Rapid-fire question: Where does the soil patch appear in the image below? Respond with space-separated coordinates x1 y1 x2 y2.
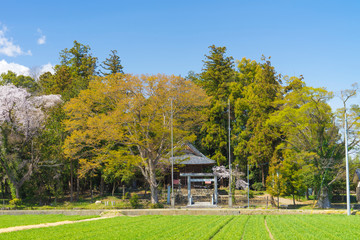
0 216 114 234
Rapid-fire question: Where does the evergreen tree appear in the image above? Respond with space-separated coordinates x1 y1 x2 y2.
100 50 124 76
39 40 97 101
234 57 281 185
198 45 235 165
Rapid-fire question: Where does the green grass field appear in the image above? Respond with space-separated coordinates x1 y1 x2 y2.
1 214 359 239
0 215 99 229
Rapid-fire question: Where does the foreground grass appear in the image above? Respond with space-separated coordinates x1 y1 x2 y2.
1 215 360 239
266 215 360 239
0 215 99 229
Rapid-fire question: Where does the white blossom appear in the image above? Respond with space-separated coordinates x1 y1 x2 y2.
212 165 230 179
0 84 62 140
212 165 248 190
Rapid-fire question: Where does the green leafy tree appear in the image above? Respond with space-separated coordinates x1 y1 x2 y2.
0 71 39 93
267 77 343 208
232 58 259 168
102 149 135 196
267 149 306 205
235 57 281 185
100 50 124 75
64 73 208 203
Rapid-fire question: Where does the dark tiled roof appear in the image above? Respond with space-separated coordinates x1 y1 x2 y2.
170 142 216 165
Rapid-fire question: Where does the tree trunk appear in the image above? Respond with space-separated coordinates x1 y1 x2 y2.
150 183 158 203
112 182 116 197
270 195 276 207
70 161 73 202
293 194 296 206
149 168 158 203
90 178 93 202
261 166 266 186
316 187 331 208
15 185 20 199
76 175 80 201
100 175 104 196
1 182 4 199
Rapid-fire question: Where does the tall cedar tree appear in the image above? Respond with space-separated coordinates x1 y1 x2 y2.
235 58 281 185
39 40 97 101
37 41 97 201
100 50 124 75
198 45 235 165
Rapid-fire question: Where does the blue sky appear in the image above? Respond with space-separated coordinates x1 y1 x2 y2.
0 0 359 109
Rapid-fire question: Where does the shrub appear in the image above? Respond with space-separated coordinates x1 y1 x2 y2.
252 182 264 191
125 192 130 199
249 190 254 199
9 198 22 206
149 203 164 209
130 194 140 209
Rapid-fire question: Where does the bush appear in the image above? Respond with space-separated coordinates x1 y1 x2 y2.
124 192 130 199
149 203 164 209
252 182 264 191
9 198 22 206
130 194 140 209
249 190 254 199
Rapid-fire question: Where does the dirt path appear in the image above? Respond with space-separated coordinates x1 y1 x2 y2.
259 193 311 206
0 216 115 234
264 217 274 240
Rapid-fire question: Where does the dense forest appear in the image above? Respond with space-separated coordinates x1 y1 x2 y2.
0 41 359 208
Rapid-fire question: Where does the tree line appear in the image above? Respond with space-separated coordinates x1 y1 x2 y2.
0 41 359 208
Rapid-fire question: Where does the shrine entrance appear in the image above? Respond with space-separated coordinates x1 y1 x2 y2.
180 173 218 206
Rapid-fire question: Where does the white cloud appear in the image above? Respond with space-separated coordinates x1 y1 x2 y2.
0 24 31 57
0 60 55 77
37 28 46 45
0 59 30 75
39 63 54 74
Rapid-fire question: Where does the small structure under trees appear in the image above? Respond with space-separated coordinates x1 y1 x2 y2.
171 142 216 182
170 142 218 205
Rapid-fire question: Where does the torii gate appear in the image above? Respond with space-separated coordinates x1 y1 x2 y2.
180 173 218 205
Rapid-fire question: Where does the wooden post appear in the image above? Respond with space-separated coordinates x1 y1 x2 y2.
266 196 268 209
122 185 125 200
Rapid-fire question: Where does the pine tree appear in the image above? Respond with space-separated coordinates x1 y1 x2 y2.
100 50 124 76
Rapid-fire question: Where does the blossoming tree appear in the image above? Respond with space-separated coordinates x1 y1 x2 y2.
0 84 61 198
